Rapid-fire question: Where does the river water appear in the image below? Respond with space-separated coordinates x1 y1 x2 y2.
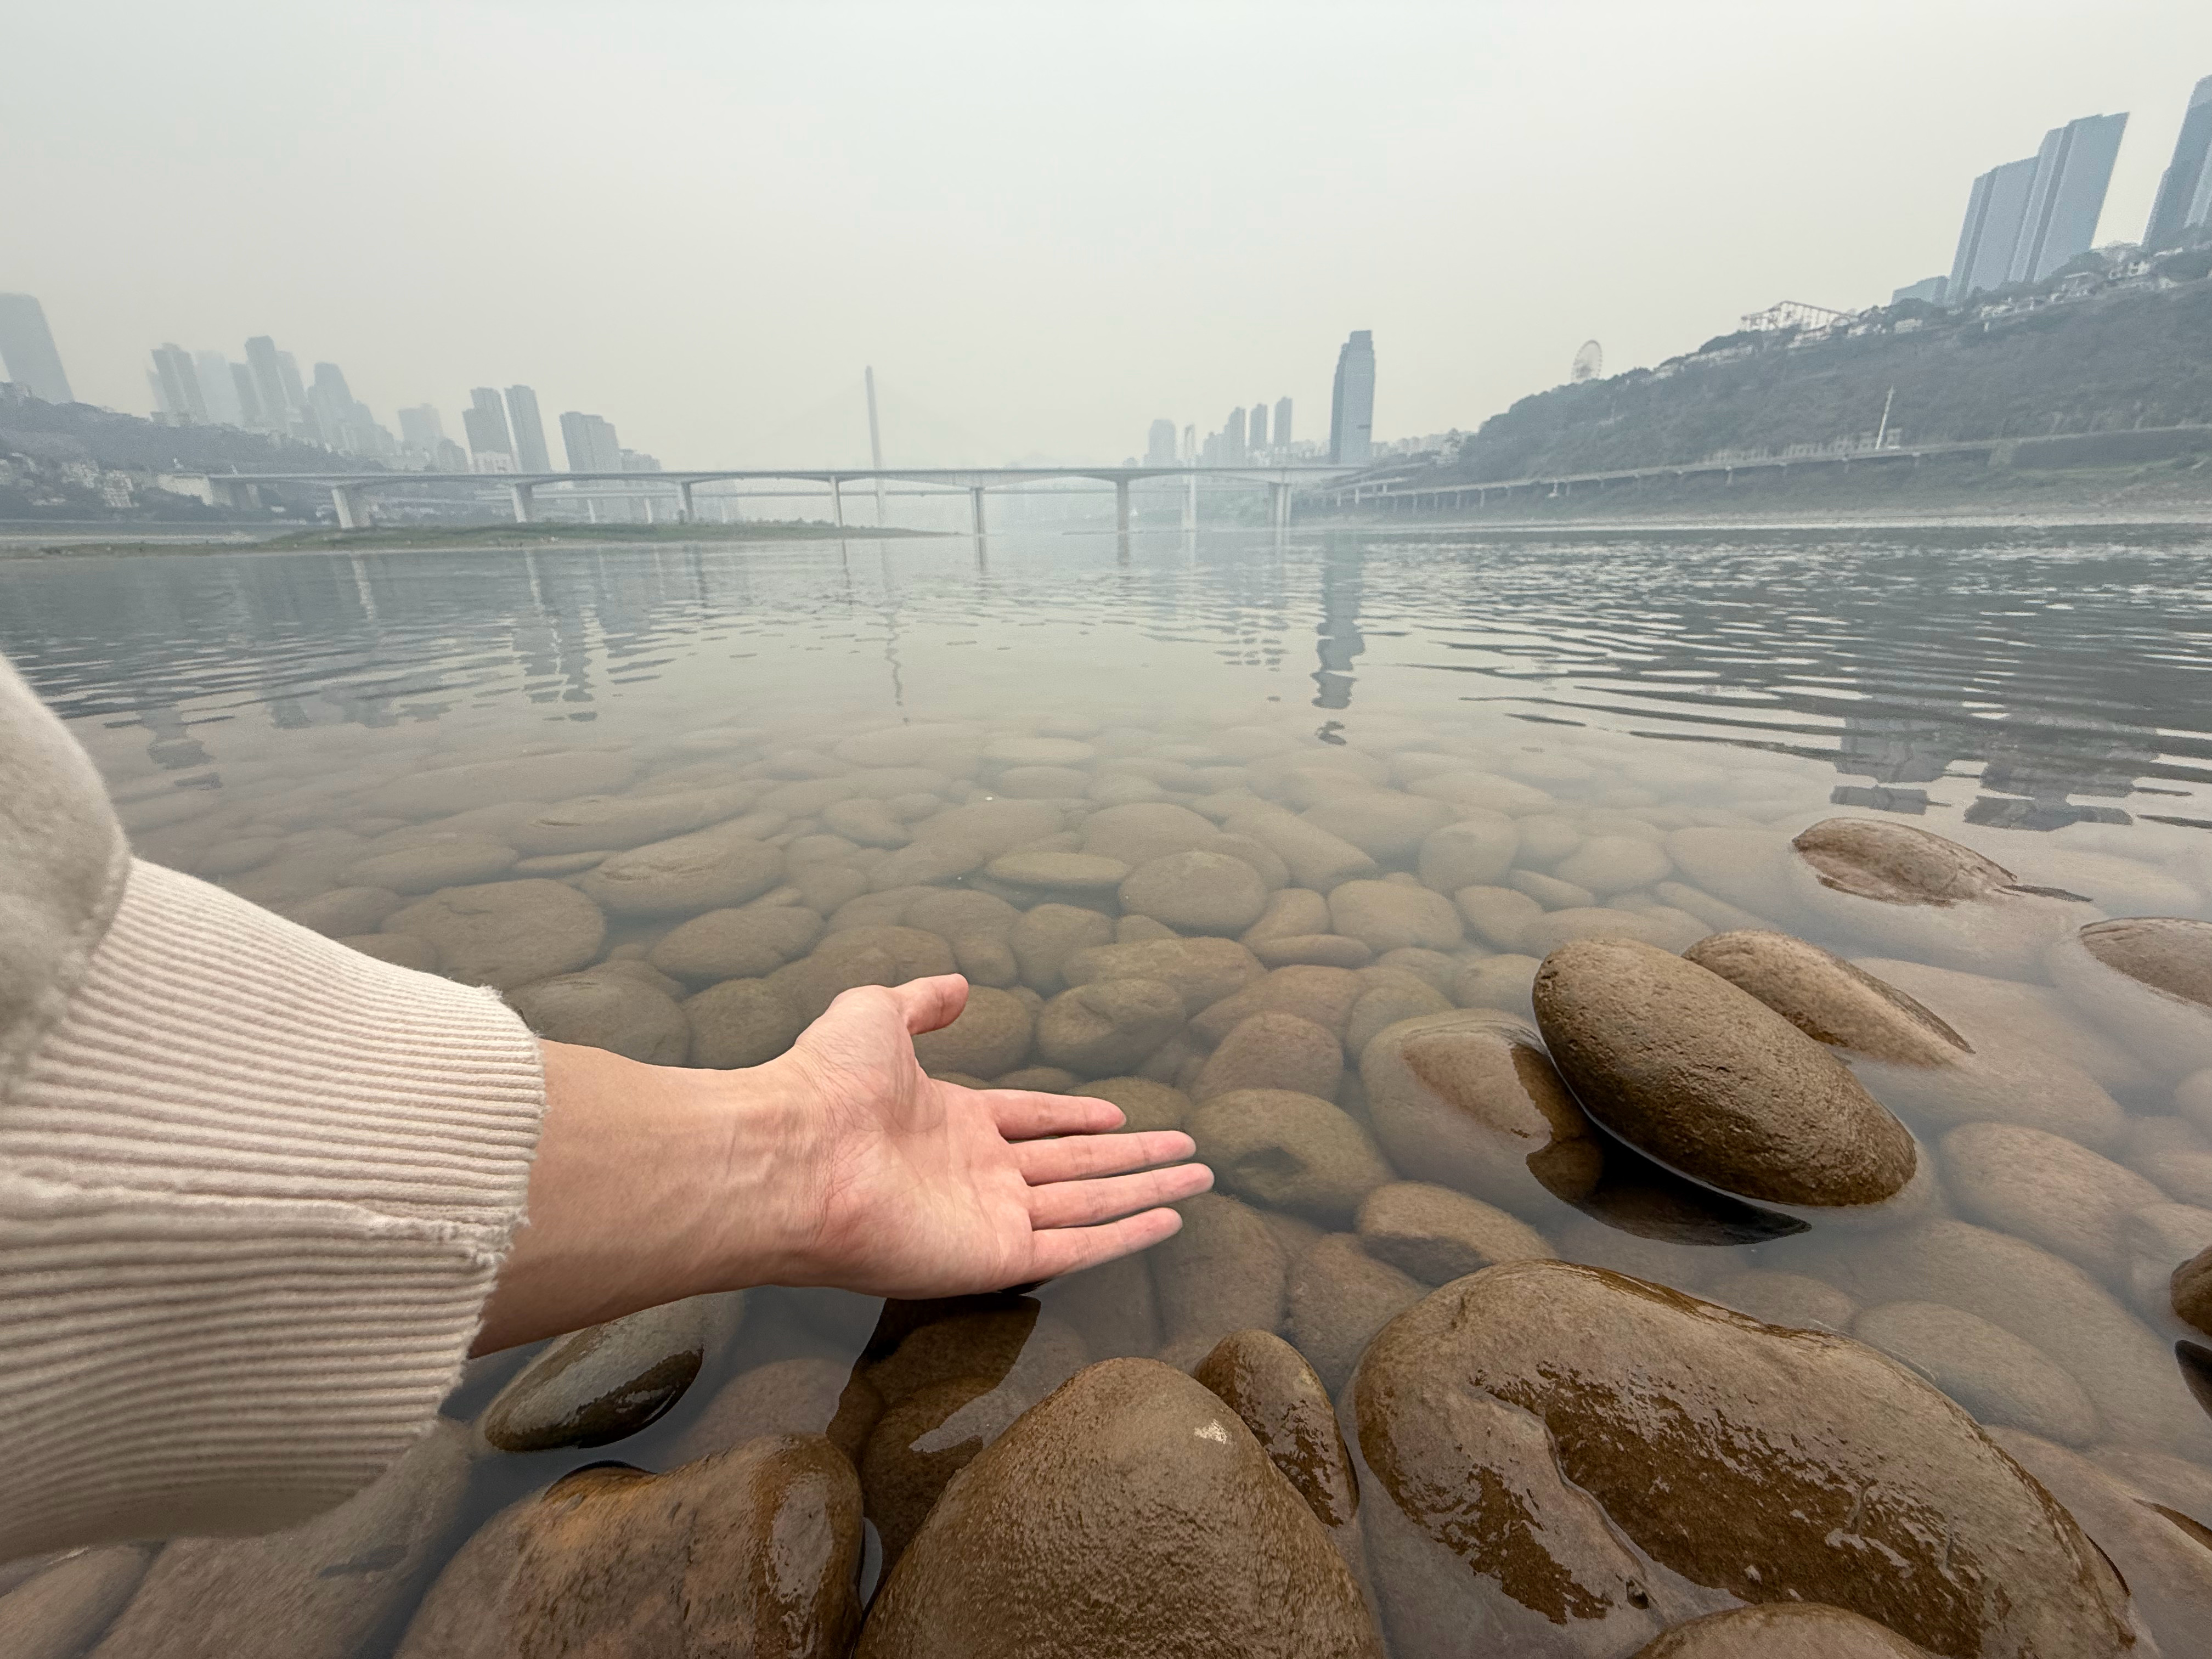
3 524 2210 1655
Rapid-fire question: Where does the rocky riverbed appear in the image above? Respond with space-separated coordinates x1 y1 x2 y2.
10 693 2212 1658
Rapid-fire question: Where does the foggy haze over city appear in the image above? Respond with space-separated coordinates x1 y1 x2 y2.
7 0 2212 468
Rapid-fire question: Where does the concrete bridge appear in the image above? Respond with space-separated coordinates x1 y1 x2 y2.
183 464 1364 533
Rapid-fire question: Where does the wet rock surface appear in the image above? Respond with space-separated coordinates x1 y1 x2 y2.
1532 938 1918 1206
394 1435 862 1659
1630 1604 1934 1658
856 1358 1383 1659
1190 1090 1392 1224
382 879 606 990
1683 929 1968 1065
1192 1329 1360 1530
479 1295 730 1452
0 1545 157 1659
1352 1261 2135 1659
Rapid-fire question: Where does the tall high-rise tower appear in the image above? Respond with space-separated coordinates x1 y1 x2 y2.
1224 407 1248 465
0 295 75 404
1949 157 2040 299
464 387 515 464
2146 75 2212 251
2010 112 2129 284
1248 402 1269 452
504 385 551 472
1273 397 1293 449
1328 331 1375 465
1146 419 1177 466
560 411 623 472
150 345 206 421
242 336 295 432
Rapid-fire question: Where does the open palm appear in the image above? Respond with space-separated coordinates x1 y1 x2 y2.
763 974 1211 1299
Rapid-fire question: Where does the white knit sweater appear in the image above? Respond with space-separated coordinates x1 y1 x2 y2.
0 654 546 1562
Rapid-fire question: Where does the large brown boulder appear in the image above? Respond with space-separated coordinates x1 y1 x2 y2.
1351 1262 2135 1659
1631 1604 1932 1657
1532 938 1917 1207
2047 917 2212 1078
857 1358 1383 1658
393 1436 861 1658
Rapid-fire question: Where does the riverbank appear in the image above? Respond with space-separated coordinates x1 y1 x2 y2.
0 518 940 559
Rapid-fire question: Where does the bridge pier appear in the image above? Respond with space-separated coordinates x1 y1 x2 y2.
829 477 844 527
1115 478 1131 537
1267 481 1290 531
969 485 988 537
679 480 697 522
509 481 537 523
330 483 373 529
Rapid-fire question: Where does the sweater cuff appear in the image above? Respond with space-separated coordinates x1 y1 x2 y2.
0 859 546 1559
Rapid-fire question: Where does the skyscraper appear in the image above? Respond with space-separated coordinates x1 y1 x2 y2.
150 345 206 421
463 387 515 465
1274 397 1293 450
0 295 74 404
2010 112 2128 284
504 385 552 472
1146 418 1177 466
1224 407 1248 465
2145 75 2212 251
1248 402 1269 452
560 410 623 472
1328 331 1375 465
398 405 447 452
194 350 244 426
230 364 266 429
1949 157 2040 299
243 336 294 432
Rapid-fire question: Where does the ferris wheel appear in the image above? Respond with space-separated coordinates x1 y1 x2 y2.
1571 340 1604 383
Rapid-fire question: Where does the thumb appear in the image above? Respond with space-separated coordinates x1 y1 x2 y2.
888 973 969 1036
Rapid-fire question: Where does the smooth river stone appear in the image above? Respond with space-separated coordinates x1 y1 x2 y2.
1453 884 1543 950
1807 1217 2212 1458
1785 817 2098 977
506 785 755 856
1193 964 1365 1043
1192 1329 1361 1531
2047 917 2212 1078
2176 1244 2212 1336
1989 1431 2212 1659
1361 1008 1604 1212
857 1358 1383 1659
1255 934 1376 969
364 750 635 819
1532 938 1917 1207
1194 1011 1345 1101
505 964 690 1063
1190 1089 1392 1225
1243 885 1333 944
1701 1268 1858 1333
283 884 402 937
1451 953 1541 1020
1009 902 1115 995
771 924 959 1022
685 978 807 1069
1683 929 1968 1065
1300 792 1454 863
1121 850 1269 935
1509 868 1596 910
89 1421 472 1659
1286 1234 1426 1392
911 985 1034 1078
668 1356 860 1464
1521 905 1707 955
1417 812 1520 895
1631 1605 1932 1659
1329 879 1464 953
1086 1075 1192 1133
1351 1262 2135 1659
1553 833 1673 896
1035 978 1184 1074
1062 934 1265 1013
578 820 785 916
647 902 824 983
1343 977 1454 1062
0 1545 157 1659
985 850 1130 893
394 1437 862 1659
1850 1300 2100 1445
338 837 519 894
1224 806 1380 893
821 794 912 847
480 1295 734 1452
1355 1181 1552 1283
1940 1122 2165 1280
1151 1193 1291 1362
382 878 606 990
1407 769 1557 816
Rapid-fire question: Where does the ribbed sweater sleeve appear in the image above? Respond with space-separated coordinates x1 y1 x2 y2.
0 657 548 1561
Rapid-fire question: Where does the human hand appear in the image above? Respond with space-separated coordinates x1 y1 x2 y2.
475 974 1211 1352
759 974 1212 1299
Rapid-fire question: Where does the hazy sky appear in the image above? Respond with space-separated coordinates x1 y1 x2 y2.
9 1 2211 467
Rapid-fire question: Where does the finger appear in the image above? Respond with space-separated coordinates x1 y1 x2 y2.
1028 1163 1215 1229
1012 1130 1198 1184
1023 1207 1188 1279
987 1091 1125 1140
887 974 968 1036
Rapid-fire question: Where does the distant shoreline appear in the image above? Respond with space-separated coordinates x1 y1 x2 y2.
0 519 943 560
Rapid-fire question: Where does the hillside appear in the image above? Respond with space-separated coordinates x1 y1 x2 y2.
1422 261 2212 489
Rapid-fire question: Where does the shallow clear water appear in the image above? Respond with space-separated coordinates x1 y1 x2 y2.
4 524 2211 1655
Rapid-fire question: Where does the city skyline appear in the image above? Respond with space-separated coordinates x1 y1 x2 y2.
7 3 2208 468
